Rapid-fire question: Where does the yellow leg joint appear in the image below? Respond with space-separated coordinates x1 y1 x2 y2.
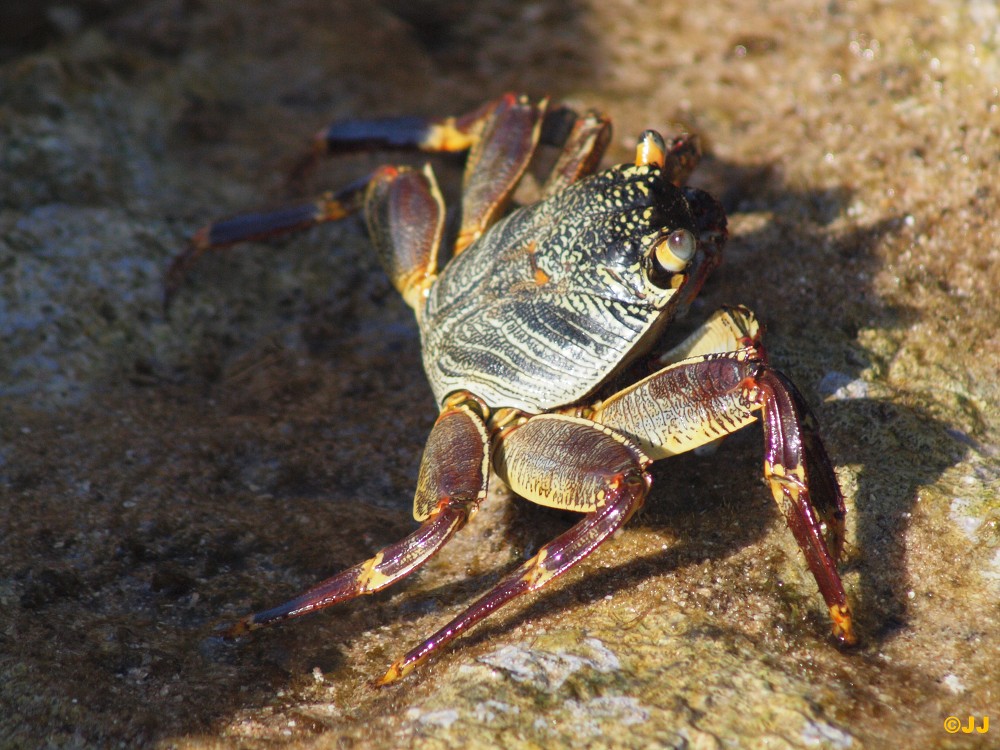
423 118 477 152
519 548 556 590
764 460 807 504
317 193 351 221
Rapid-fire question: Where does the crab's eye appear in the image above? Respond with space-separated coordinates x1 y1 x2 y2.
653 228 696 273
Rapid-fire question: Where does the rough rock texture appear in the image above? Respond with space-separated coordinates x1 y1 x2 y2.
1 1 997 748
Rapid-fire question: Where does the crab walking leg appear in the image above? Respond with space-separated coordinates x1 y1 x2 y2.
540 109 612 198
294 92 550 235
592 350 855 644
303 93 592 254
225 400 489 636
167 158 447 310
377 414 652 685
755 369 850 594
305 93 586 157
163 175 371 305
305 96 498 161
453 94 547 253
789 388 847 561
363 164 445 310
296 93 584 213
655 305 760 368
167 93 586 303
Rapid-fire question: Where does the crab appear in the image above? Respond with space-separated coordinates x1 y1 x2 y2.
167 93 855 685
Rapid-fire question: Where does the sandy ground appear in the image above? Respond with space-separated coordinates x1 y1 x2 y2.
2 0 998 747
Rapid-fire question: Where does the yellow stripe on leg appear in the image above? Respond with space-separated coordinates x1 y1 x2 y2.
356 551 390 593
764 460 807 504
518 548 556 590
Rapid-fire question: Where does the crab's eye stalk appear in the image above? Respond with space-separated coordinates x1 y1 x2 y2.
635 130 667 168
653 228 696 274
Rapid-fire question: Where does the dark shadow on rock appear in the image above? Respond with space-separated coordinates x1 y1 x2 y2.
680 160 970 642
829 399 966 640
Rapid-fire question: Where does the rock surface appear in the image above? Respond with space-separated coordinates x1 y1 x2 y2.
1 1 997 747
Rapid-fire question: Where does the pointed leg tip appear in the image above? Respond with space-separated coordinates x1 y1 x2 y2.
374 653 426 687
830 604 858 647
220 614 257 641
163 230 213 308
161 279 181 316
373 662 406 688
836 627 859 647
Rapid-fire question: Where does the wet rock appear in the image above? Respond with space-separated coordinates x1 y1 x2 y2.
2 0 997 747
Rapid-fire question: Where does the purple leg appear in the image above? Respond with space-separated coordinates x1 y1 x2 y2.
376 414 652 684
163 175 370 307
225 399 489 636
755 368 853 641
593 344 855 645
167 94 606 304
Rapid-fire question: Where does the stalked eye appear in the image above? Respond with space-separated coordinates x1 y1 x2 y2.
635 129 667 168
653 228 696 273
